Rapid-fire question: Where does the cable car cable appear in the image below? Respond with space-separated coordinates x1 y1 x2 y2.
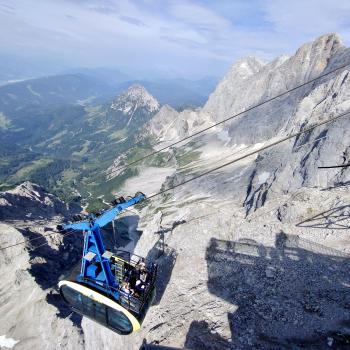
1 110 349 252
318 163 350 169
26 229 77 252
0 228 76 251
107 62 350 179
146 110 350 200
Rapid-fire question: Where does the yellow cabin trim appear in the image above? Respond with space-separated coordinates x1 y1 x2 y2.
58 280 141 332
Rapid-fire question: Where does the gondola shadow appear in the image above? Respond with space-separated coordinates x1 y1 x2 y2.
185 320 230 350
102 214 142 250
185 232 350 349
296 205 350 230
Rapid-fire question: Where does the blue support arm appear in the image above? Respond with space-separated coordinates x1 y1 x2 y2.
58 192 146 302
95 194 146 228
62 221 91 231
61 193 146 232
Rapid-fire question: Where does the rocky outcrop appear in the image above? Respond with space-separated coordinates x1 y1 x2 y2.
146 105 213 143
109 84 160 129
243 34 350 213
0 183 84 349
0 181 70 220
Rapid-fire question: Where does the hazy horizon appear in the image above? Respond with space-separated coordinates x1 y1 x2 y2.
1 0 350 80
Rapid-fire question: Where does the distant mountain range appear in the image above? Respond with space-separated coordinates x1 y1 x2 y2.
0 66 218 109
3 33 348 216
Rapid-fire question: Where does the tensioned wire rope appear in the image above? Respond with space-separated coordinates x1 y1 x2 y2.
0 228 77 252
146 110 350 200
1 109 349 252
318 163 350 169
106 62 350 179
0 208 139 252
176 134 330 181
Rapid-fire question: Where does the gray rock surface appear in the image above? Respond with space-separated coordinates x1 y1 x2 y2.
0 181 70 221
0 182 84 350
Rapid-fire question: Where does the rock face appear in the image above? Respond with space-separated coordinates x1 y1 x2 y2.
108 33 350 349
145 105 212 143
0 181 70 220
242 35 350 214
0 182 84 350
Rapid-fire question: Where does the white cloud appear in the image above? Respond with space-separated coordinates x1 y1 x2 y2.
263 0 350 43
0 0 349 78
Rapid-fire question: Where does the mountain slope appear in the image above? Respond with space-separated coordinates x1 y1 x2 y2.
0 182 84 350
104 34 350 348
0 84 161 207
1 33 350 350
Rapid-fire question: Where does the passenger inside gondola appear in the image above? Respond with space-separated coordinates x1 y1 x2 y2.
140 271 148 283
121 281 134 295
120 260 151 299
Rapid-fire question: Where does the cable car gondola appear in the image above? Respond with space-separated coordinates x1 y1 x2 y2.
57 192 157 335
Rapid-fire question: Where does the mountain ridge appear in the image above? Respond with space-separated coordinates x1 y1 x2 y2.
1 32 350 349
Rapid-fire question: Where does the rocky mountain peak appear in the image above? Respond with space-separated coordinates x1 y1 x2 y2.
6 181 47 199
110 84 160 114
200 33 347 129
288 33 344 79
226 56 266 81
296 33 343 59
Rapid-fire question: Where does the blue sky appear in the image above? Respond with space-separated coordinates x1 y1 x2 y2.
1 0 350 79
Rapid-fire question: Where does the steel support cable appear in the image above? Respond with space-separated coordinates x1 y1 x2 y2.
146 110 350 200
1 112 349 252
0 228 76 251
182 134 330 176
0 208 137 252
318 163 350 169
107 62 350 179
0 226 69 248
25 230 76 252
26 229 78 252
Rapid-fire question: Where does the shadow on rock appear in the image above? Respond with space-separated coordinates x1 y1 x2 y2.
146 237 177 306
102 214 142 250
19 227 84 328
201 232 350 349
185 320 231 350
46 290 83 326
